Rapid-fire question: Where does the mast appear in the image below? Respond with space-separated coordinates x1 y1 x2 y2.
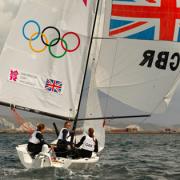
71 0 100 140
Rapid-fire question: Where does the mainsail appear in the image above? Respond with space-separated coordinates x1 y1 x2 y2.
0 0 97 119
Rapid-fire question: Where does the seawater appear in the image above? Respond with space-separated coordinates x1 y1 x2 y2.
0 133 180 180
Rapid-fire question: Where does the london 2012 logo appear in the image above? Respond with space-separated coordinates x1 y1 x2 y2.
22 20 80 58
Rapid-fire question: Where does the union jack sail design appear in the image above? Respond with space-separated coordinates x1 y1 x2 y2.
109 0 180 42
45 79 63 94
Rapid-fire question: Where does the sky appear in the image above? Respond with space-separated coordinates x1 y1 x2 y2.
0 0 180 126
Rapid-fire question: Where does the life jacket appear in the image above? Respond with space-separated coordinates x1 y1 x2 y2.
82 135 95 152
29 130 41 144
58 128 71 142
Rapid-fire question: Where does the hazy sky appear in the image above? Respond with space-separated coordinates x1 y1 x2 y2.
0 0 180 126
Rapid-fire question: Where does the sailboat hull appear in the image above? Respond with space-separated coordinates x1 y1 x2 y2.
16 144 99 169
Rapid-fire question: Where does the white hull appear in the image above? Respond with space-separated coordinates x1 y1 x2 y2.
16 144 99 169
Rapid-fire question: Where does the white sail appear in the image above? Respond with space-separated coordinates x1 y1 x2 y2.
80 0 106 151
88 0 180 115
82 80 106 151
155 74 180 113
95 38 180 114
0 0 97 119
82 66 106 152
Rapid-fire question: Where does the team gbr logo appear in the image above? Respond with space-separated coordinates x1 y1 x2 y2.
139 50 180 71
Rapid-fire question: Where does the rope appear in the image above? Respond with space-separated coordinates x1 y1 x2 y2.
10 107 34 134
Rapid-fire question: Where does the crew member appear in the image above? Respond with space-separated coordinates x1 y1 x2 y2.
75 128 98 158
27 123 50 157
55 121 74 157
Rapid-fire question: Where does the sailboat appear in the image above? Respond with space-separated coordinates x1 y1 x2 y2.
0 0 104 169
0 0 179 169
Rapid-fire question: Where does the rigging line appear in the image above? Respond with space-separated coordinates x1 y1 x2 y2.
93 37 173 43
12 111 34 133
93 37 117 39
71 0 100 141
10 108 34 134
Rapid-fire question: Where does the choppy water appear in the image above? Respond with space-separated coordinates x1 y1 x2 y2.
0 133 180 179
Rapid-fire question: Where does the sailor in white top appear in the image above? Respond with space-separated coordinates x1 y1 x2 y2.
28 123 50 157
55 121 73 157
75 128 98 158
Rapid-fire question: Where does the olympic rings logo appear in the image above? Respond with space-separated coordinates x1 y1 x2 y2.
22 20 80 58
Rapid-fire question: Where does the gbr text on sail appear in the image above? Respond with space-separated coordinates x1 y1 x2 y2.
139 50 180 71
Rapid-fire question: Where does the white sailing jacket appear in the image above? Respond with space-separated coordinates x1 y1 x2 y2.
82 135 95 152
58 128 71 142
29 130 41 144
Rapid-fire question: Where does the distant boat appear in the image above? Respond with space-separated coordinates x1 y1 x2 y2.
0 0 179 169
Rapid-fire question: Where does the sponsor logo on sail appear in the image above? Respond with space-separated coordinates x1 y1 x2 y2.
8 69 45 89
9 70 19 81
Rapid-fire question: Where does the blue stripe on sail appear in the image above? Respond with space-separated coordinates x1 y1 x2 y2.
112 0 135 2
178 28 180 42
110 19 133 30
126 27 155 40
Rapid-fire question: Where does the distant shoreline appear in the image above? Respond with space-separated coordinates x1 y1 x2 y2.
1 130 180 135
106 131 180 135
0 130 54 134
